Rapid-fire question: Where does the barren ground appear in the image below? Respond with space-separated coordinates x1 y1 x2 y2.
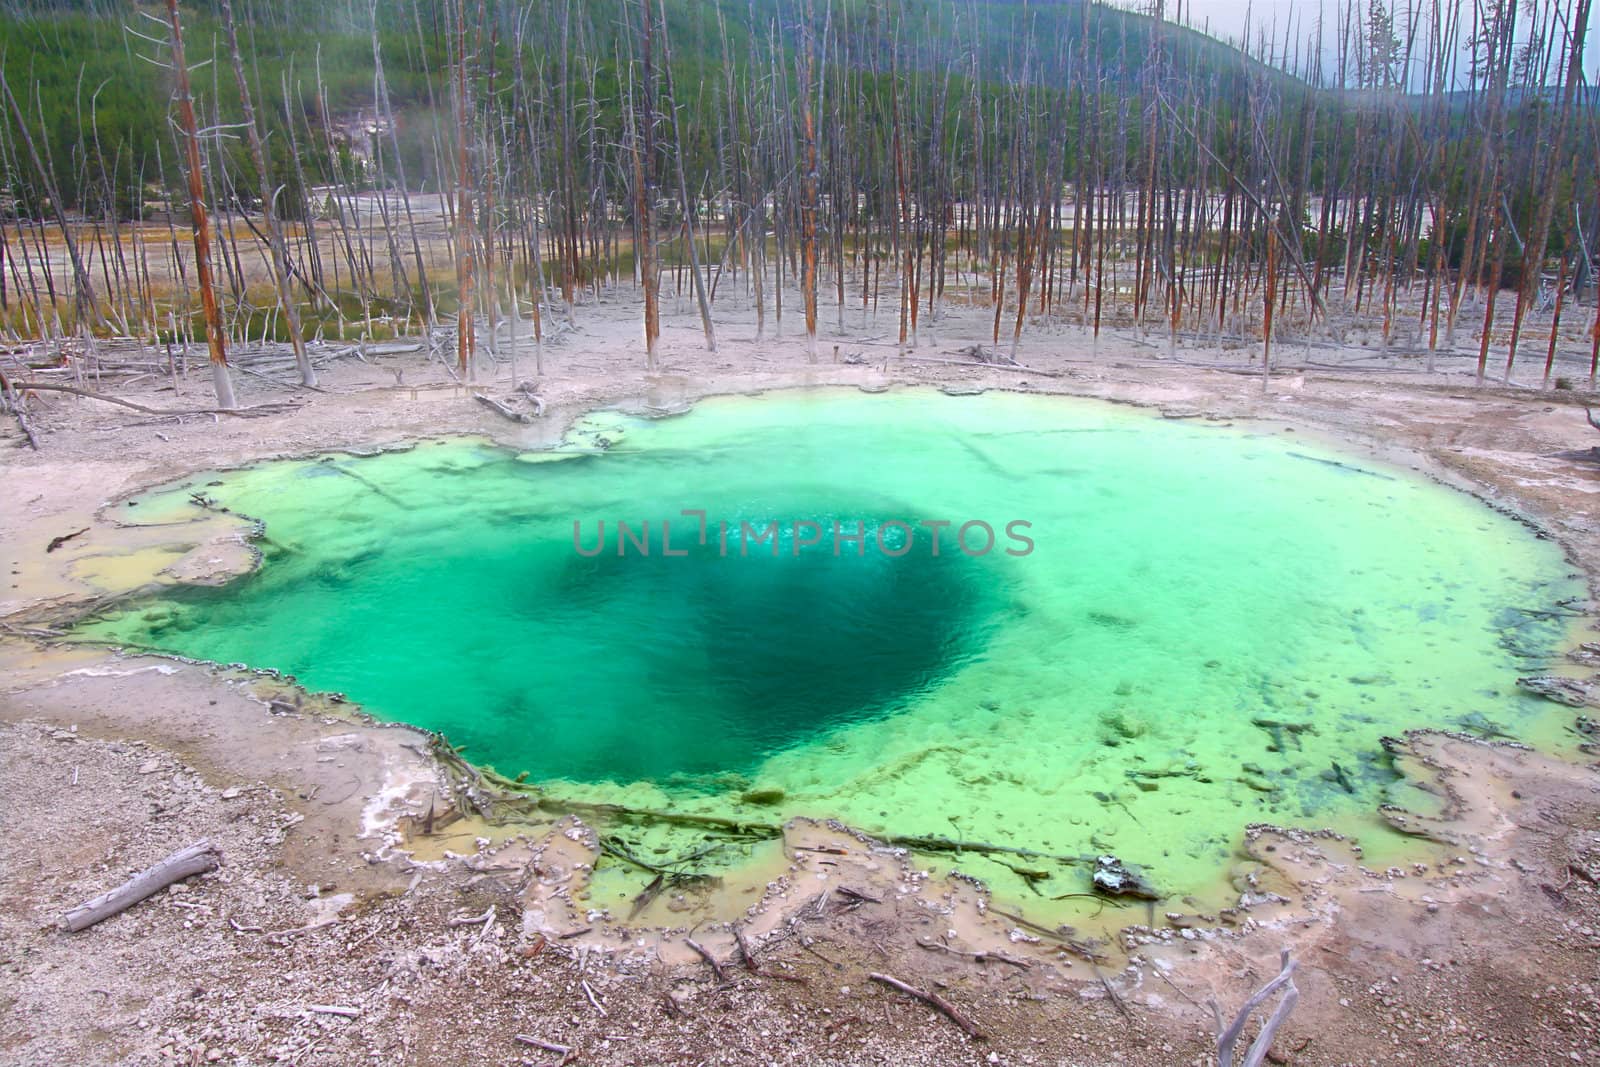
2 291 1599 1066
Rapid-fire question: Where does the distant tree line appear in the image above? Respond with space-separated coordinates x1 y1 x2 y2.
1 0 1596 398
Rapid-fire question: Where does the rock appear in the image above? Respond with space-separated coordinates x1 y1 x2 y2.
1093 855 1162 901
315 733 366 753
1517 675 1595 708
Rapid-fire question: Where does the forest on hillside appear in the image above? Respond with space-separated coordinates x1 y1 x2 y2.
1 0 1278 216
0 0 1595 392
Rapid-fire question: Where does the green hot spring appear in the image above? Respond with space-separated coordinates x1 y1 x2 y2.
82 388 1583 903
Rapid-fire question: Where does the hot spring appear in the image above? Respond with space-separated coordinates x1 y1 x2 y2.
81 388 1584 905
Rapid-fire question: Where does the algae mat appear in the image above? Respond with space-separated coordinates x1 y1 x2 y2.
82 388 1583 901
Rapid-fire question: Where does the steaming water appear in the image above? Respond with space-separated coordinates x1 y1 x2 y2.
81 388 1582 901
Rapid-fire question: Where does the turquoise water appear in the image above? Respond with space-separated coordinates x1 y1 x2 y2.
83 388 1582 899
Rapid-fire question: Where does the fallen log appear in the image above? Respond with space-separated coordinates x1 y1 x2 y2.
893 353 1063 378
514 381 547 416
1 369 39 449
684 937 728 983
473 392 542 422
513 1034 572 1059
1212 948 1299 1067
733 924 807 983
10 381 299 419
46 528 89 553
474 392 531 423
305 1005 361 1019
63 840 222 932
916 937 1031 970
431 737 1125 871
9 405 38 450
868 972 986 1040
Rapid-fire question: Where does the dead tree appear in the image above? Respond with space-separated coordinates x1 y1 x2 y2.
165 0 234 409
0 69 100 334
798 0 821 361
452 0 476 380
63 840 222 933
1212 949 1299 1067
219 0 315 387
654 0 715 351
1505 0 1591 382
633 0 661 369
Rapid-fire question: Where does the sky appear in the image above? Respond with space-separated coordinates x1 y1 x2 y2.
1164 0 1600 87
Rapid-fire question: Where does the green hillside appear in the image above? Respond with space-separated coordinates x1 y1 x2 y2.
0 0 1287 216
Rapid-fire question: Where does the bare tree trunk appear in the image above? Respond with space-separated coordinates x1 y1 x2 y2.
1506 0 1590 383
373 1 434 335
655 0 715 352
452 0 475 380
634 0 661 369
165 0 233 409
0 70 98 332
799 1 821 362
219 0 315 387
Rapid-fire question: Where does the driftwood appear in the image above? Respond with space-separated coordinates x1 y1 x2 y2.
599 834 713 876
628 872 665 919
1212 949 1299 1067
916 937 1031 970
837 885 882 905
870 831 1099 868
734 925 760 971
514 1033 573 1062
989 907 1110 962
1 369 40 448
474 392 533 423
868 972 986 1040
1092 963 1134 1019
63 840 221 932
893 353 1063 378
10 405 39 449
515 381 547 416
734 924 807 983
46 528 89 553
447 906 496 928
684 937 728 983
305 1005 361 1019
734 925 762 973
474 390 544 423
10 381 299 419
264 916 341 943
427 737 1143 878
232 361 331 394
